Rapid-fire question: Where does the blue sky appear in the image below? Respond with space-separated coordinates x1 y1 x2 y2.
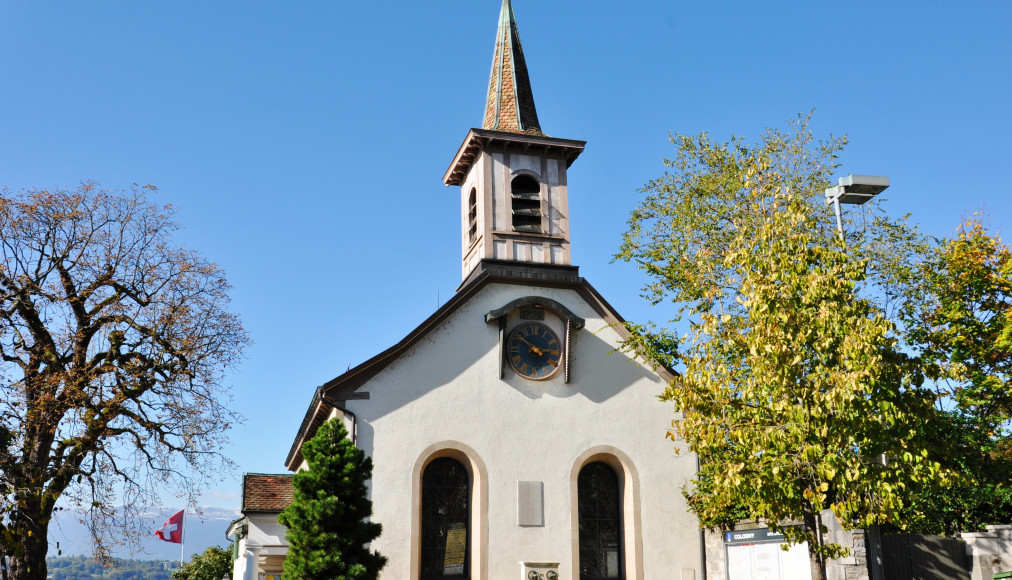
2 0 1010 517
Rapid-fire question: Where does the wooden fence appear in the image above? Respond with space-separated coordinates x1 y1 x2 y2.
881 533 970 580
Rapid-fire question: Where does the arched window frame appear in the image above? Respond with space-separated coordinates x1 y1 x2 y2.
412 443 488 580
570 447 644 580
467 188 478 246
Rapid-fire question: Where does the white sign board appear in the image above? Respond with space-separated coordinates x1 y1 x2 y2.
724 528 812 580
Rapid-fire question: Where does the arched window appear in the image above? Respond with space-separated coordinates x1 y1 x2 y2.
510 175 542 233
467 188 478 245
421 457 470 580
578 462 623 580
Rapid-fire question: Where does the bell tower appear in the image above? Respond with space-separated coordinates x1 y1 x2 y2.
444 0 585 284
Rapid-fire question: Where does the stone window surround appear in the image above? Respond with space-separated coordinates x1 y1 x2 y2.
411 442 490 580
570 447 645 580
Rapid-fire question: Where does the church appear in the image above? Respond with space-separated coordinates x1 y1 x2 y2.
228 1 703 578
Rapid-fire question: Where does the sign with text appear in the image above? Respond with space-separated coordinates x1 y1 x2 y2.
724 527 811 580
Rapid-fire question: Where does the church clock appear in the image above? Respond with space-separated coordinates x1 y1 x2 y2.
506 321 562 380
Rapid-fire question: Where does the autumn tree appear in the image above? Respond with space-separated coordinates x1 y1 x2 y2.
171 546 232 580
616 115 948 580
898 217 1012 534
905 217 1012 429
0 184 249 580
279 417 386 580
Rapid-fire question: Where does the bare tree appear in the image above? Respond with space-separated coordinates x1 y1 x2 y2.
0 183 249 580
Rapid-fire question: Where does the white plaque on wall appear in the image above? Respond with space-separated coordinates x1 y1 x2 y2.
517 481 544 526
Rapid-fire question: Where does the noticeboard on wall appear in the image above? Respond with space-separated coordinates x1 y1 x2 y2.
724 527 812 580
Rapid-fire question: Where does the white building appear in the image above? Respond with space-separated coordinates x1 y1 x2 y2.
228 474 292 580
231 1 703 578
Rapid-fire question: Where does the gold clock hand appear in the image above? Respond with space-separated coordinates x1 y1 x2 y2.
516 336 545 356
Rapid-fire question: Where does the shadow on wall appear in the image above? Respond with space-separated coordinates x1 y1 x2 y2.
347 324 661 463
882 533 970 580
508 325 661 403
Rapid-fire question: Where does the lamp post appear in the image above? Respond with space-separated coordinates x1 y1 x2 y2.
824 173 891 580
824 174 890 235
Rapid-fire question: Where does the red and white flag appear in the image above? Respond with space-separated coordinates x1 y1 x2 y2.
155 510 184 544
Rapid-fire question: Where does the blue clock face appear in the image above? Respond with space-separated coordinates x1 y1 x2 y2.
507 321 562 380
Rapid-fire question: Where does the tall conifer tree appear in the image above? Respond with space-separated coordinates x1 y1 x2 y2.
279 418 386 580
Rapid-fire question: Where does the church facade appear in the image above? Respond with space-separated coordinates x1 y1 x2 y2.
229 2 703 579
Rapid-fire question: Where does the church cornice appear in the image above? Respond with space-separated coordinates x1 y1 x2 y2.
443 128 585 186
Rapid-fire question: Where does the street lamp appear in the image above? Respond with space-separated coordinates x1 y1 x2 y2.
824 174 890 234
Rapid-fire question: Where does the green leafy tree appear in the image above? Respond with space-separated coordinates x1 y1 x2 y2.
899 218 1012 534
905 409 1012 535
279 418 386 580
905 217 1012 429
0 184 249 580
45 556 177 580
171 546 231 580
617 115 948 580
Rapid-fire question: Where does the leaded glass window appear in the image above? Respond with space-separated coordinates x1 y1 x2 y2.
578 462 622 580
421 457 470 580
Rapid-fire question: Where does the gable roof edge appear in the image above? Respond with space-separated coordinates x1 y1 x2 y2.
285 263 677 468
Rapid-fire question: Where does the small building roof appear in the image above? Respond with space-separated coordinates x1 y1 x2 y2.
242 473 294 513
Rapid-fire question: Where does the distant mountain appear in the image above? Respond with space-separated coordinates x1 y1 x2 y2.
48 506 241 561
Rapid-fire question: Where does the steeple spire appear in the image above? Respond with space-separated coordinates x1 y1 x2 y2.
482 0 543 136
446 0 583 283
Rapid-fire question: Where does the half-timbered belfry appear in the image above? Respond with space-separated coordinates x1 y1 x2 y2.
229 2 704 579
444 0 585 281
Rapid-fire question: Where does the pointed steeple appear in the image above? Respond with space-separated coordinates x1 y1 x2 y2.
445 0 584 284
482 0 543 136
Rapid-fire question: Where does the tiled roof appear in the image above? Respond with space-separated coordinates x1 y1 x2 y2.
242 473 294 513
482 0 543 136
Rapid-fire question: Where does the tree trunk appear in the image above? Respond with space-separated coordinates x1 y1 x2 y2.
7 491 53 580
8 526 48 580
802 500 827 580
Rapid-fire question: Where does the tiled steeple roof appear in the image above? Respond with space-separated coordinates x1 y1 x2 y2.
482 0 543 136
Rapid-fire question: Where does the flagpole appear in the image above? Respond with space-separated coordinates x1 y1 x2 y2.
180 510 185 567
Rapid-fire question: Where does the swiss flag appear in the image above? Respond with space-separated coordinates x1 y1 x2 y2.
155 510 184 544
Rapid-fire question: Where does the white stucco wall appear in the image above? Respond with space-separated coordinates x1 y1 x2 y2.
245 513 287 548
231 514 288 580
346 281 701 580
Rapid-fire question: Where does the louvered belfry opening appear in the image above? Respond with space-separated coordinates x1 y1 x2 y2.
510 174 541 233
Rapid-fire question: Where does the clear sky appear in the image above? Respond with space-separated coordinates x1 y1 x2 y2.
2 1 1010 515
